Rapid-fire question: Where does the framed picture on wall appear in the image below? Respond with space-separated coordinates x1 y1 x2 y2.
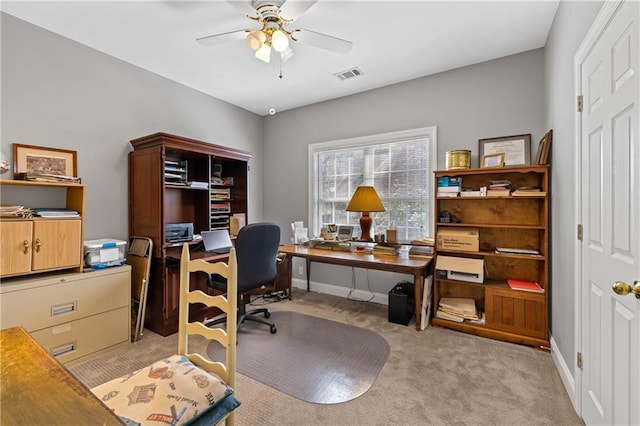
478 134 531 166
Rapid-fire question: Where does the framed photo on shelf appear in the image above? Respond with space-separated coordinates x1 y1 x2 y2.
13 143 78 179
480 153 505 168
535 130 553 165
478 134 531 166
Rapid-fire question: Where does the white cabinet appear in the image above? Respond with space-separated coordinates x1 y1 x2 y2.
0 266 131 365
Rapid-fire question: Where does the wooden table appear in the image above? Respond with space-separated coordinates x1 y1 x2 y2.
0 326 124 425
278 244 433 331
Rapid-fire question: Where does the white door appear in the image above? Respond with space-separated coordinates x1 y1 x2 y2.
578 1 640 425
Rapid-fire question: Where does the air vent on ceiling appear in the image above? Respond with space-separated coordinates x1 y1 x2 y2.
334 67 364 81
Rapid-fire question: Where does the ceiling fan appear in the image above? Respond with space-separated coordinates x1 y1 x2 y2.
196 0 353 64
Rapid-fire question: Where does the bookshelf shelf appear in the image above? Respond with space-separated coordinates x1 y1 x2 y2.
433 165 550 349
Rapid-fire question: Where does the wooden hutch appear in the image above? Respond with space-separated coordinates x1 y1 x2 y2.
128 132 251 336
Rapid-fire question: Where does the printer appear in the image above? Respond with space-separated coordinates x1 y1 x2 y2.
165 222 194 243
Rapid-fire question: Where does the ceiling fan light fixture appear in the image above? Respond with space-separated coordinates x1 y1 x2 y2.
255 42 272 63
246 30 266 51
271 29 289 52
280 46 294 62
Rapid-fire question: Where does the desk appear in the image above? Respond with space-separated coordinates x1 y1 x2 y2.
278 244 433 331
0 326 124 425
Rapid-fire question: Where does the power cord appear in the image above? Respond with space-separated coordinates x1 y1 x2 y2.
347 267 375 302
248 290 288 306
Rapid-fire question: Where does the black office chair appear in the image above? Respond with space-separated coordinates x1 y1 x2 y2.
207 222 281 334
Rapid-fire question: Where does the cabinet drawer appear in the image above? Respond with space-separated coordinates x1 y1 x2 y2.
30 307 129 364
485 287 547 339
1 267 130 332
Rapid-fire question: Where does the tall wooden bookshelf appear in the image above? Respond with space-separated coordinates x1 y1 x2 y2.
433 165 549 349
129 132 251 336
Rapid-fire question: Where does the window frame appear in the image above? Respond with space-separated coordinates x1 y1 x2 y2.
308 126 438 239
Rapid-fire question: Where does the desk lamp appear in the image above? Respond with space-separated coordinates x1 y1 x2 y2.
346 186 385 241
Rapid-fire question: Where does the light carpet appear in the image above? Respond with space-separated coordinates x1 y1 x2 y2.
206 310 390 404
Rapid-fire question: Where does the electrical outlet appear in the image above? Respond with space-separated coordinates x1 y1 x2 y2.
298 266 304 276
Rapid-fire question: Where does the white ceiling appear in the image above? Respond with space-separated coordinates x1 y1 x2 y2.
2 1 559 116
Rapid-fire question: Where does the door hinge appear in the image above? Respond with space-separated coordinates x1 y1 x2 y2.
577 352 583 369
577 224 583 241
577 95 583 112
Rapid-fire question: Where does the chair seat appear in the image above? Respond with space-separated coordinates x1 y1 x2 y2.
91 354 239 426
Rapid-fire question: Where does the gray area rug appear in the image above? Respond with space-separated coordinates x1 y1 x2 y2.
206 310 390 404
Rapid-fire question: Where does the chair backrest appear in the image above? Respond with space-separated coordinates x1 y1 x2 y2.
234 222 281 294
126 236 152 343
178 243 238 397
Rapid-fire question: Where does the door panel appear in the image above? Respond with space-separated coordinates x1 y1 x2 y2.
0 221 33 276
579 1 640 425
32 220 82 271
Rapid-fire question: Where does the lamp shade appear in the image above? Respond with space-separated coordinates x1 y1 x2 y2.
255 43 272 63
271 29 289 52
246 30 266 51
346 186 385 212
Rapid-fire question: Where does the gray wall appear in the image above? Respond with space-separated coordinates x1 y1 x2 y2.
262 49 545 297
543 0 603 404
1 13 264 241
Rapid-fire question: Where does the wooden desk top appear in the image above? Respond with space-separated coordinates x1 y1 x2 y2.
278 244 432 273
1 327 124 425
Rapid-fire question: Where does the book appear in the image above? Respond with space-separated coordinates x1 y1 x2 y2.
436 186 461 193
437 192 460 198
511 188 547 197
420 275 433 331
435 309 465 322
438 297 479 319
437 176 462 187
507 278 544 293
486 188 511 197
495 247 540 255
460 189 482 197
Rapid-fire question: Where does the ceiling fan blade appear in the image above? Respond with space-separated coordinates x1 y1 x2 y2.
196 30 247 47
279 0 318 21
294 28 352 54
226 0 259 17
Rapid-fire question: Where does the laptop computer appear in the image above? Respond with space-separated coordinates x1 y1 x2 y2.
201 229 233 254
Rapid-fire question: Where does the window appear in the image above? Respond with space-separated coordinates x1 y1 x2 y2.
309 127 437 241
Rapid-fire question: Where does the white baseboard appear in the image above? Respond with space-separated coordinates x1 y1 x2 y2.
550 334 580 416
291 277 389 305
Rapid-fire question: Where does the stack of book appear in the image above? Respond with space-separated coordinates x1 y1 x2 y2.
33 208 80 218
435 297 483 323
372 243 400 255
409 245 433 257
486 179 511 197
437 176 462 197
408 236 434 257
18 172 81 184
211 187 230 199
511 187 546 197
460 187 484 197
0 205 33 218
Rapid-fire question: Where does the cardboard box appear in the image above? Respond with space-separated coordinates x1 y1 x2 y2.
84 239 127 269
435 255 484 284
436 228 479 252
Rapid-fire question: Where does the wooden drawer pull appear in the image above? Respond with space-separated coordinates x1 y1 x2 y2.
51 301 77 317
50 341 76 357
